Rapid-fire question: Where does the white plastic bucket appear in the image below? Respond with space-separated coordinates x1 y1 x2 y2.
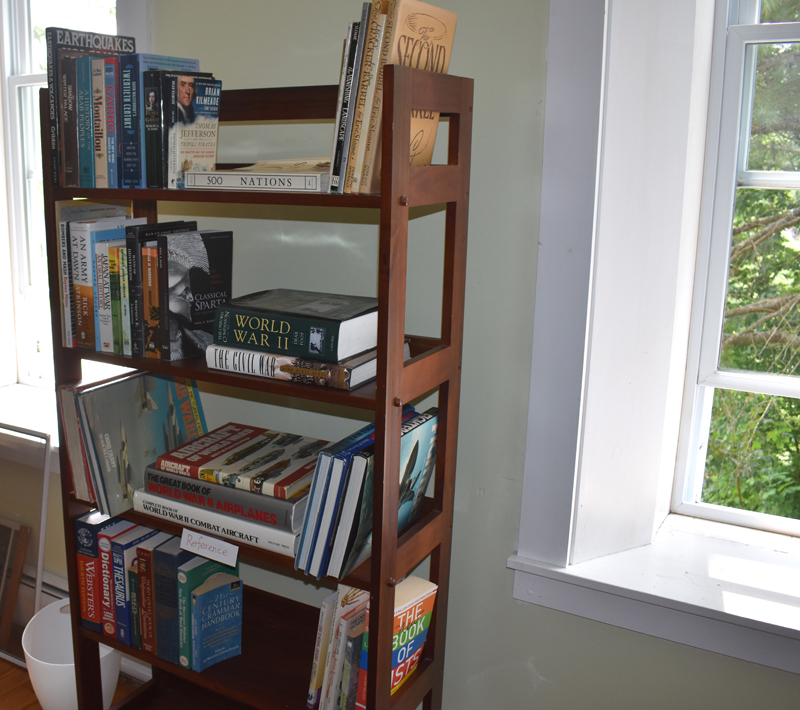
21 599 121 710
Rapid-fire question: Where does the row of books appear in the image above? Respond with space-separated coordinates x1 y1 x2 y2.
307 577 438 710
46 28 222 189
57 205 233 360
181 0 458 196
75 511 242 671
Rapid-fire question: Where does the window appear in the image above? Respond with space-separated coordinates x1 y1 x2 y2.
1 0 117 390
509 0 800 673
676 3 800 538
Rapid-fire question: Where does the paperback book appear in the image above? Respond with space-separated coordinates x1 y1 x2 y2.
212 289 378 363
191 572 243 671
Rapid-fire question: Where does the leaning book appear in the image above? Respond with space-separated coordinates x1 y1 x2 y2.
212 288 378 363
184 159 331 192
191 572 243 671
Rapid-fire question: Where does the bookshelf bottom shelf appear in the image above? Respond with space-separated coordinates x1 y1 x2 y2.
90 585 321 710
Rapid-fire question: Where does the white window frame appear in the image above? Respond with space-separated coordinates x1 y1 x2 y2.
508 0 800 676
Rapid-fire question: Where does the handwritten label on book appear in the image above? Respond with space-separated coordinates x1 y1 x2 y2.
181 528 239 567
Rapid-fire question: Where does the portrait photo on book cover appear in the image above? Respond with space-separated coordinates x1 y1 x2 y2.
177 74 196 124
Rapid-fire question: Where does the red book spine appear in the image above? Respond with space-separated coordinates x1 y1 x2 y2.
138 547 157 654
77 553 101 628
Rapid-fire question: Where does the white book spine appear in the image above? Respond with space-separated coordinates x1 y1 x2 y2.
132 488 299 558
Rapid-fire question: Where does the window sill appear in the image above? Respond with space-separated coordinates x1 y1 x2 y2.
0 384 60 473
507 514 800 675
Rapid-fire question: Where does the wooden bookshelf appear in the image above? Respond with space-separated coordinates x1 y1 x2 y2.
42 64 472 710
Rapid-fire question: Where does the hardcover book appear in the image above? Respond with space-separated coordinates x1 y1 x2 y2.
104 57 120 189
128 559 141 648
205 340 410 390
91 58 108 188
323 602 368 710
145 465 310 533
184 159 332 192
76 56 95 187
132 488 301 558
155 421 327 499
45 27 136 186
191 572 243 671
74 510 114 632
59 56 80 188
153 536 194 664
157 230 233 360
177 555 240 669
70 371 207 517
212 289 378 363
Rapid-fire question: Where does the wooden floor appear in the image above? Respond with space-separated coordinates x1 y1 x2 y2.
0 656 142 710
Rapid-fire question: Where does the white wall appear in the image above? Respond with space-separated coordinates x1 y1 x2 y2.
133 1 800 707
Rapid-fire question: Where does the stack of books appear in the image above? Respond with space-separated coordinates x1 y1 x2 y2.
56 208 233 360
74 511 242 671
206 288 387 391
133 421 329 558
307 577 438 709
45 28 222 189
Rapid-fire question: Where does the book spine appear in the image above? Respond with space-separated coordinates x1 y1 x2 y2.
133 489 299 558
119 55 140 187
143 70 164 188
145 467 303 532
331 21 361 193
71 225 95 349
137 546 156 654
126 234 144 357
75 519 105 632
45 28 60 185
183 171 323 191
97 533 117 637
156 235 170 359
165 75 180 189
92 59 108 188
59 220 74 347
111 542 131 643
142 243 162 358
60 56 80 188
212 306 344 362
94 242 113 352
105 58 119 189
205 344 355 388
77 57 96 188
128 561 141 649
154 549 188 664
109 246 122 354
119 245 132 356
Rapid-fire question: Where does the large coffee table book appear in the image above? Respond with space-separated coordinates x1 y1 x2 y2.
43 27 471 710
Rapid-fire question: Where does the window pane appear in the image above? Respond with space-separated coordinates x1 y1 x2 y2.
19 84 46 289
761 0 800 23
703 389 800 519
746 42 800 172
719 187 800 375
29 1 117 73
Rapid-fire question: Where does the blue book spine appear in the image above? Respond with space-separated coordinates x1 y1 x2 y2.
104 59 119 189
77 57 95 188
119 54 140 187
154 543 194 664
